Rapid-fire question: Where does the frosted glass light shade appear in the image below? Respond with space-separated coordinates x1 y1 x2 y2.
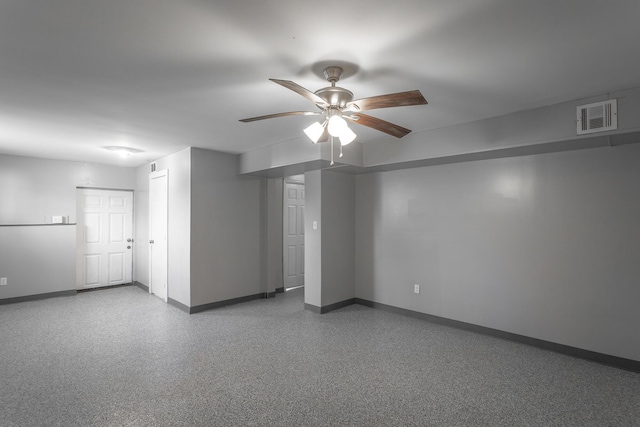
328 115 347 137
304 121 325 143
339 126 356 145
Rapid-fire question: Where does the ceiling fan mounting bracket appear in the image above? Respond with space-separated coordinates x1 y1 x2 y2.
323 66 344 85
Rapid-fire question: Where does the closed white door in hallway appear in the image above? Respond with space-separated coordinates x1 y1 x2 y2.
149 170 168 301
284 181 304 289
77 189 133 289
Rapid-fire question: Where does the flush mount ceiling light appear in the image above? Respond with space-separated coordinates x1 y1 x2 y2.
240 65 428 164
104 146 143 158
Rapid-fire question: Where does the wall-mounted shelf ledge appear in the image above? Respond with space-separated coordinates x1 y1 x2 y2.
0 223 77 227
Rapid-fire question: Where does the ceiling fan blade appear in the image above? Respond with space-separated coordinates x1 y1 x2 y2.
239 111 321 123
270 79 328 107
346 90 427 112
346 113 412 138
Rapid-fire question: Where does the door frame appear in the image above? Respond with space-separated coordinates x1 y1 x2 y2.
283 175 305 290
75 187 135 290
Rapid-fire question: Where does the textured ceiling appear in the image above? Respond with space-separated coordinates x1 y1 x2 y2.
1 0 640 166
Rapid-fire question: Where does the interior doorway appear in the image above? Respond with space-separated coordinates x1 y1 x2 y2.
76 188 133 290
283 175 305 290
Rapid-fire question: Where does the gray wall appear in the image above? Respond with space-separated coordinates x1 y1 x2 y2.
321 170 355 306
266 177 284 293
0 153 136 300
0 225 76 299
190 148 265 306
304 170 322 307
355 144 640 361
0 154 135 224
304 169 355 309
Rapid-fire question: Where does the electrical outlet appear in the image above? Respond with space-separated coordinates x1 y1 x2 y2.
414 284 420 294
0 277 7 286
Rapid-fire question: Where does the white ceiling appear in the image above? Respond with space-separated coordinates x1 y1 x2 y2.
1 0 640 167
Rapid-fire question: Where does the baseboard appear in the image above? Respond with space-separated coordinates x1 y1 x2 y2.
168 297 190 313
275 287 285 294
304 303 321 313
305 298 356 314
0 290 77 305
354 298 640 373
188 292 265 314
134 281 149 292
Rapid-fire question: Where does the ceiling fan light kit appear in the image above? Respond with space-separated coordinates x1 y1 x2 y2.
303 121 326 143
240 65 427 163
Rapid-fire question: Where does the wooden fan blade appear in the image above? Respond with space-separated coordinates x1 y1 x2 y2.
346 113 412 138
346 90 427 112
239 111 321 123
270 79 328 107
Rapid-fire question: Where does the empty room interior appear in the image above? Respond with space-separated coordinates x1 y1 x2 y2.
1 1 639 426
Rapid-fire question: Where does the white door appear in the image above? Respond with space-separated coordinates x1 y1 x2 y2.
77 189 133 290
149 170 168 301
283 182 305 289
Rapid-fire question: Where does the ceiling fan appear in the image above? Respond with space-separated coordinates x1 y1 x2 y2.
239 66 428 148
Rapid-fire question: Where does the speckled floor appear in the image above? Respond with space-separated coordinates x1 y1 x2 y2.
1 286 638 426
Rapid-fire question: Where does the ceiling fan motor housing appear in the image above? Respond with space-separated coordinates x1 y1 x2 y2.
314 86 354 108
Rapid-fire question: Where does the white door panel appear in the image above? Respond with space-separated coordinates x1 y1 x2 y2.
84 254 101 286
109 253 125 283
149 170 168 301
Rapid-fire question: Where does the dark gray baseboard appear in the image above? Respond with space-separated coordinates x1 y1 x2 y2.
0 290 77 305
134 281 149 292
355 298 640 373
305 298 356 314
188 292 266 314
168 297 191 313
304 303 321 314
275 287 285 294
168 292 275 315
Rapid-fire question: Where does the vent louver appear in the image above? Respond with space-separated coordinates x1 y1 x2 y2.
577 99 617 135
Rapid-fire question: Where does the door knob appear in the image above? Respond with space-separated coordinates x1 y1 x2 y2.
127 246 131 249
149 240 154 244
127 238 133 242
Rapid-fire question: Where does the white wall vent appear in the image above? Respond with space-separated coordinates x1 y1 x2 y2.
577 99 617 135
150 161 157 173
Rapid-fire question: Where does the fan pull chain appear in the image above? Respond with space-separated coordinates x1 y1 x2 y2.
330 136 334 165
